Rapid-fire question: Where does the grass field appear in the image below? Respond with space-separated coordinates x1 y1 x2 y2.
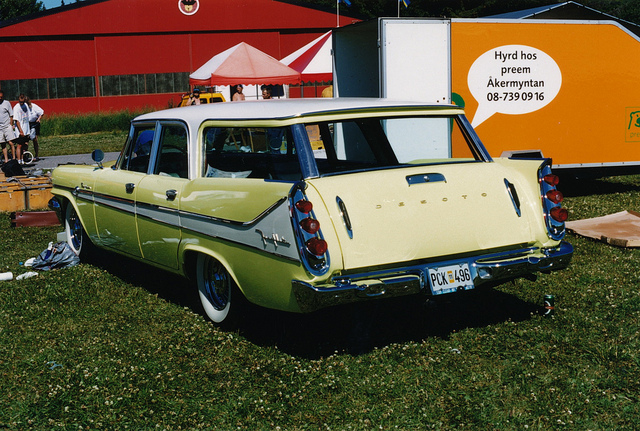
0 174 639 429
34 109 141 157
37 131 127 157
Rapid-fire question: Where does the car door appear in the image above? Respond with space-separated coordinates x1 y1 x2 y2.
93 123 156 257
135 122 189 270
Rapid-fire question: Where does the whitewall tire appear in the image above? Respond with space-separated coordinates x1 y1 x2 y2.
196 254 242 326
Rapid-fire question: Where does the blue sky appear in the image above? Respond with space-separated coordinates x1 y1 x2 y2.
42 0 66 10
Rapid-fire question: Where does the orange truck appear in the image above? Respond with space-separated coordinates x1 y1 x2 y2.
335 18 640 178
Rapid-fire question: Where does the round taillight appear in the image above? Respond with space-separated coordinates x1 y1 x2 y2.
306 238 328 256
295 200 313 214
546 190 564 204
550 207 568 222
300 217 320 234
543 174 560 186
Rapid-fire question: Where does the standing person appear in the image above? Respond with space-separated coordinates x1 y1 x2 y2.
26 96 44 160
13 94 31 165
0 90 21 164
232 84 245 101
187 88 201 105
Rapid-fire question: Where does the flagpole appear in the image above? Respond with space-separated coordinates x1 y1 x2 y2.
337 0 351 26
397 0 400 18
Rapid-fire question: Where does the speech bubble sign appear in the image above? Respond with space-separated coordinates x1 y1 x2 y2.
468 45 562 128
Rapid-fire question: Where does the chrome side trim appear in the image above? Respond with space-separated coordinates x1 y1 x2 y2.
336 196 353 239
56 184 288 227
179 197 288 228
93 192 136 216
292 242 573 312
55 184 93 203
54 184 299 261
175 198 301 261
136 201 181 228
504 178 521 217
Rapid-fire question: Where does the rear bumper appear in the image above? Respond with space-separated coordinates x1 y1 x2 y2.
292 241 573 312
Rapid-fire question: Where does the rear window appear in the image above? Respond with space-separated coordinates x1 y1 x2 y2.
202 126 302 181
306 116 481 175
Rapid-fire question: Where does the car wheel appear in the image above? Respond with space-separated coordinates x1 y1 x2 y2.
196 254 242 326
64 202 90 257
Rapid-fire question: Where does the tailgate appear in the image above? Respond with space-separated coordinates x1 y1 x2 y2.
306 162 545 270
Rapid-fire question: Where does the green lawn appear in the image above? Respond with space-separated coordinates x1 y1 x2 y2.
0 175 638 429
37 132 127 157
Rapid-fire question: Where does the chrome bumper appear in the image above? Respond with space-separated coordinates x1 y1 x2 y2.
292 241 573 312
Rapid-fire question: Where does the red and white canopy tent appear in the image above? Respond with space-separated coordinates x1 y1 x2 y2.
189 42 301 99
280 31 333 97
281 31 332 83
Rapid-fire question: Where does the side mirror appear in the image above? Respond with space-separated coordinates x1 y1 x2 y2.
91 149 104 169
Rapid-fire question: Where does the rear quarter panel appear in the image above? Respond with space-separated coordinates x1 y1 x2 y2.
177 178 343 312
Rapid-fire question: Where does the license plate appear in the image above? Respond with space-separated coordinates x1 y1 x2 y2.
427 263 474 295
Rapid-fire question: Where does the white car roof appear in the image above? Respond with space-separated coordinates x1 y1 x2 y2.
134 98 464 124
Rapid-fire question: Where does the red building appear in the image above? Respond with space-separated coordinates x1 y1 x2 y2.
0 0 358 114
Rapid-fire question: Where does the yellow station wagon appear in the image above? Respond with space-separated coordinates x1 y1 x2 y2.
50 99 573 326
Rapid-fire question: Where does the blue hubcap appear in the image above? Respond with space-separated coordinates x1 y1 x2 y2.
203 258 229 310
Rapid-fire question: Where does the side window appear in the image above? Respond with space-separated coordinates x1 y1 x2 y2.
202 126 301 181
154 124 189 178
121 125 155 173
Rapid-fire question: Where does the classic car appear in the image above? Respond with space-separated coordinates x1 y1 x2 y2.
50 98 573 326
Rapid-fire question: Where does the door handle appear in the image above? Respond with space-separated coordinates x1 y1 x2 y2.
125 183 135 194
166 189 177 201
406 173 446 186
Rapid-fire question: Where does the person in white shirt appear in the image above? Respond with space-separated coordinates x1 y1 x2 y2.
25 96 44 160
0 90 21 164
13 94 31 165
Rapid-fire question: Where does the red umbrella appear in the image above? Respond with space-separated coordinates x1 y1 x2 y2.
189 42 301 87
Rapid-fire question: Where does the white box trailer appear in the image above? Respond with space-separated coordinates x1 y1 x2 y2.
334 18 451 103
334 19 453 160
334 18 640 178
